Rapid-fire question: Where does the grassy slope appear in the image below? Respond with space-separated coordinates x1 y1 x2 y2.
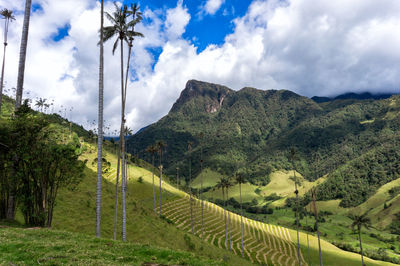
193 167 400 264
47 140 396 265
0 227 226 265
49 141 251 266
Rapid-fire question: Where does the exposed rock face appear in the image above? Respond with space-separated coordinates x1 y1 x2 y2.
170 80 232 114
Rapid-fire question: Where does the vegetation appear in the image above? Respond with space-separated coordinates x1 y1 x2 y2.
0 227 227 265
0 102 85 226
127 80 400 209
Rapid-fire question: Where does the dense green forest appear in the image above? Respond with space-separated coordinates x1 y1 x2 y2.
127 80 400 207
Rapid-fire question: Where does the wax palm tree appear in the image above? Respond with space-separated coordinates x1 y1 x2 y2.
290 147 301 266
235 172 246 257
103 2 143 242
311 188 323 266
199 133 204 238
146 144 158 213
157 140 166 216
225 177 233 251
350 213 371 266
96 0 104 239
188 141 194 234
0 8 15 113
35 98 45 112
216 177 229 251
15 0 32 109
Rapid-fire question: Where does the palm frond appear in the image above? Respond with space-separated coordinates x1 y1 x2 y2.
112 38 119 55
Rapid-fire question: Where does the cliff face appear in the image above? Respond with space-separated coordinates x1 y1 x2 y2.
170 80 232 114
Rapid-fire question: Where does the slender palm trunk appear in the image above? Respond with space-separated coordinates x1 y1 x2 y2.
0 17 10 113
240 182 244 257
15 0 32 109
294 170 301 266
306 208 310 265
159 152 163 216
312 190 323 266
200 148 204 238
223 187 228 251
96 0 104 238
189 155 193 234
358 226 364 266
113 138 122 240
227 187 231 251
119 39 127 242
152 154 156 213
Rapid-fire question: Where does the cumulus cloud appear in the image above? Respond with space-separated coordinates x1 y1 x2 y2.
2 0 400 134
203 0 225 15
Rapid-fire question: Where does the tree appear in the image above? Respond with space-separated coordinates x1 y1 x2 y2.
146 144 158 213
225 177 233 251
103 2 143 241
290 147 301 266
199 132 204 238
350 213 371 266
188 141 194 234
157 140 166 216
15 0 32 109
0 8 15 113
216 177 229 251
96 0 104 239
311 188 323 266
235 172 246 257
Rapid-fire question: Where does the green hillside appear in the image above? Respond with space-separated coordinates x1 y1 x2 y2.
127 80 400 209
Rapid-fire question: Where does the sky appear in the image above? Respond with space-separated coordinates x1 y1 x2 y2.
1 0 400 134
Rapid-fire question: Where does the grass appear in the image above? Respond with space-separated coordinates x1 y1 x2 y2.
0 227 228 265
36 141 250 266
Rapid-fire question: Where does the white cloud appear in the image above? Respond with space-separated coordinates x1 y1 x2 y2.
2 0 400 135
203 0 225 15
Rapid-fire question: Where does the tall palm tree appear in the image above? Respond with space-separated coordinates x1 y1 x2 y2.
188 141 194 234
103 2 143 242
15 0 32 109
113 137 122 240
235 172 246 257
157 140 166 216
0 8 15 113
199 133 204 238
146 144 158 213
350 213 371 266
311 188 323 266
216 177 229 251
290 147 301 266
96 0 104 239
225 177 233 251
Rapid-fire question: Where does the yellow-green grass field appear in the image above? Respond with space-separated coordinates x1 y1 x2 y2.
11 141 251 266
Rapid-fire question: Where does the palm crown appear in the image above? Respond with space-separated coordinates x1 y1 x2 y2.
103 3 144 54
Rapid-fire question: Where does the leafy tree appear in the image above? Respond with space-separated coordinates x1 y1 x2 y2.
0 8 15 113
0 102 85 226
350 213 371 266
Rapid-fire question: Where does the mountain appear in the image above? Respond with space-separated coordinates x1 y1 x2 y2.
311 92 396 103
127 80 400 208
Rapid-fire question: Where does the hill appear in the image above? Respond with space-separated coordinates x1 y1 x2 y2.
127 80 400 209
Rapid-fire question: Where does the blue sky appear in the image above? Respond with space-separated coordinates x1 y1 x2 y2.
2 0 400 133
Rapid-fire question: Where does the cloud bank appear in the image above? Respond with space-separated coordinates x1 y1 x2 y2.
1 0 400 133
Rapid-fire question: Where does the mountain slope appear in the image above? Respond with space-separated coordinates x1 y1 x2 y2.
127 80 400 208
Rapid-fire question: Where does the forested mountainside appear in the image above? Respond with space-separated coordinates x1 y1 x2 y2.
127 80 400 207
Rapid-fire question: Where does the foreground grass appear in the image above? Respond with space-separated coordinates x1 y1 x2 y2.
0 227 226 265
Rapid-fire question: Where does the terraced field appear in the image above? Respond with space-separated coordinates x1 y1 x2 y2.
159 195 307 266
